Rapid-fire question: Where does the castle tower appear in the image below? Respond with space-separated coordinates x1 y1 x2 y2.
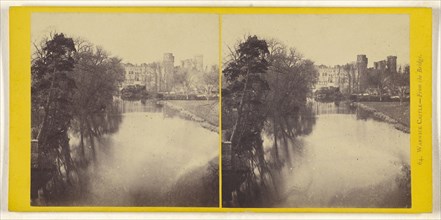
181 59 193 70
386 56 397 73
194 54 204 72
163 53 175 71
163 53 175 92
374 60 387 71
356 55 368 92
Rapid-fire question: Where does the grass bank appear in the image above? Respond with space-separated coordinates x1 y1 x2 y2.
161 100 219 132
357 102 410 133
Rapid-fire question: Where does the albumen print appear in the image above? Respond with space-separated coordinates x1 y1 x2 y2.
30 13 219 207
221 14 411 208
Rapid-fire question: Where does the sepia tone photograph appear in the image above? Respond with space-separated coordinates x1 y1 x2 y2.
30 13 219 207
221 14 411 208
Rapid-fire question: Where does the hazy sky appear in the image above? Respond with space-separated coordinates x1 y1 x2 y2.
31 13 409 68
222 14 409 67
32 13 219 66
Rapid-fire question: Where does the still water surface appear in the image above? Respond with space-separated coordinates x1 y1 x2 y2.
70 101 409 207
263 102 410 208
71 100 219 206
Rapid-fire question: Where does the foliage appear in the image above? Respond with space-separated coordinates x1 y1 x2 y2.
223 35 270 151
222 35 272 206
71 39 125 162
389 65 410 104
366 68 390 101
121 84 148 99
264 39 318 178
73 43 124 113
223 36 319 207
314 86 343 102
31 33 77 134
365 64 409 103
200 65 219 99
31 33 125 204
31 33 77 202
342 63 356 94
173 68 196 98
265 39 318 115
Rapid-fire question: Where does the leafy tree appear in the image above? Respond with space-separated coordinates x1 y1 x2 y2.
200 65 219 99
71 40 125 162
173 68 195 99
263 39 318 165
32 33 125 203
266 39 318 113
223 36 319 207
342 63 356 94
223 35 271 206
145 62 163 92
264 39 317 163
390 65 410 104
31 33 77 201
224 35 269 152
366 68 390 101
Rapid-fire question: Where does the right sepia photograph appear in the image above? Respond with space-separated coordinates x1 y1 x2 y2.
221 14 411 208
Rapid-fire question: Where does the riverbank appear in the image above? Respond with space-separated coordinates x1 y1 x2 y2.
356 102 410 133
159 100 219 133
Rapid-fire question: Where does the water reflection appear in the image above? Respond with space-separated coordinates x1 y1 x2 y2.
114 99 163 113
263 104 317 168
312 101 356 115
231 101 410 208
69 100 219 206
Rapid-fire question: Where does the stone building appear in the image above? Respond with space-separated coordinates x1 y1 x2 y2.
181 59 193 70
123 63 147 86
373 56 398 73
316 65 350 93
374 60 387 71
386 56 397 73
163 53 175 92
356 54 368 92
194 54 204 71
180 54 204 72
123 63 159 92
316 54 399 95
123 53 206 93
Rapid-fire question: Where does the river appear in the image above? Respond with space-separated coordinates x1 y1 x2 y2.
262 101 411 208
69 100 410 208
69 100 219 207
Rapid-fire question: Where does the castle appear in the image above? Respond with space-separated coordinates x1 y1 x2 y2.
374 56 397 73
123 53 204 93
316 54 398 94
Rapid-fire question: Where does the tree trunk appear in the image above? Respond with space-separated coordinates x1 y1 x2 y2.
79 116 85 159
273 115 279 163
86 118 97 162
281 132 292 168
378 85 382 102
229 69 251 147
37 68 57 146
61 134 74 185
206 85 212 100
272 71 280 164
399 87 404 105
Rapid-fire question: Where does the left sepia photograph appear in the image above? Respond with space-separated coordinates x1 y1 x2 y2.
30 13 220 207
